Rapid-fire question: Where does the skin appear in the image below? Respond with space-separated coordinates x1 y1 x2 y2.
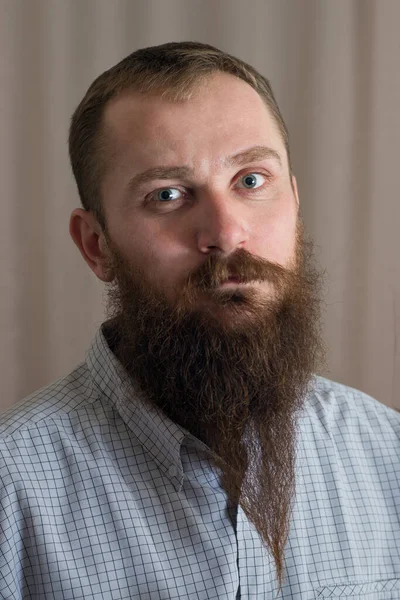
70 73 299 309
69 72 325 592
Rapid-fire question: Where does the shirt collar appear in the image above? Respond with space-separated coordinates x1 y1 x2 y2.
85 319 209 492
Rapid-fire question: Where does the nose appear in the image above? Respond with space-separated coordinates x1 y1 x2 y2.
195 191 250 255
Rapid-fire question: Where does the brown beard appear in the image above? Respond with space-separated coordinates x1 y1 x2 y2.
102 217 326 594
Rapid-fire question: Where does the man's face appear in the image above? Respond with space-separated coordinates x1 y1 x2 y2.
100 72 299 320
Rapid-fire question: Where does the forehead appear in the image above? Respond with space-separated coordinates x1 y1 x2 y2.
102 72 286 175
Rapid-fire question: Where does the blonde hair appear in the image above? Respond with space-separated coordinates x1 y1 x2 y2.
69 41 292 231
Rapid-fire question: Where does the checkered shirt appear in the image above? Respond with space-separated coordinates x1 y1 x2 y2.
0 321 399 599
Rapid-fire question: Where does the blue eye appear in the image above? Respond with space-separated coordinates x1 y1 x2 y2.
239 173 265 189
156 188 182 202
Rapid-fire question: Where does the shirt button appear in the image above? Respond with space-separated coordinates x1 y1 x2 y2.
168 465 177 478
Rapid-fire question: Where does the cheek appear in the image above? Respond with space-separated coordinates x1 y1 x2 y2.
252 211 297 266
120 225 188 292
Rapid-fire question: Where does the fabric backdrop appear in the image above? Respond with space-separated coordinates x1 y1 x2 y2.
1 0 399 413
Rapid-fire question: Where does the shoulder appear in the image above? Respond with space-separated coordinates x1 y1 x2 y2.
304 374 400 445
0 361 100 442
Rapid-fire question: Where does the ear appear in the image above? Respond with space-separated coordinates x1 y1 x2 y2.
291 175 300 210
69 208 115 282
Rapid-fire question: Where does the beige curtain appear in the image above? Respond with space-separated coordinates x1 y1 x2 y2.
1 0 399 413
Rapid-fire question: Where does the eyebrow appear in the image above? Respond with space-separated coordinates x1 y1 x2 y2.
125 145 282 197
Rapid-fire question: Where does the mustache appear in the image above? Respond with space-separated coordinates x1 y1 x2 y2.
185 248 294 291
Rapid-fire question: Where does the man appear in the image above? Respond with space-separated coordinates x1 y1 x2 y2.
0 42 399 600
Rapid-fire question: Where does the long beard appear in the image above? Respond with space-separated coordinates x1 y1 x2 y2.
103 219 326 594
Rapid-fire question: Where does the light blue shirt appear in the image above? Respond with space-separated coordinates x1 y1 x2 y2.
0 321 399 599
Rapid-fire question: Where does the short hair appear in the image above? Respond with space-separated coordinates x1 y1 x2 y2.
68 41 292 231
